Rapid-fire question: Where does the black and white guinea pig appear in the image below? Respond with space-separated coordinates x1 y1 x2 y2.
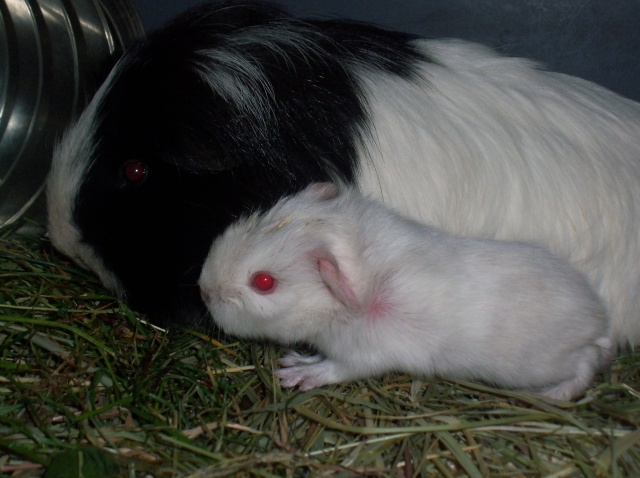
47 1 640 349
198 183 612 400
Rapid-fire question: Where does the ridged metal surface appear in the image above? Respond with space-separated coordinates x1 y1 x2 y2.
0 0 144 230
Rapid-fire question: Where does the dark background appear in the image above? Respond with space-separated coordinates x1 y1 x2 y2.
132 0 640 102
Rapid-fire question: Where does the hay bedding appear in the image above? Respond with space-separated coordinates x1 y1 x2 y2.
0 231 638 477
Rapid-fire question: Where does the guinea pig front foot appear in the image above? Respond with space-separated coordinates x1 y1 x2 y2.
276 351 347 391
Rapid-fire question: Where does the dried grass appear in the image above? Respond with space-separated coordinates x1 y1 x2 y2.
1 229 638 477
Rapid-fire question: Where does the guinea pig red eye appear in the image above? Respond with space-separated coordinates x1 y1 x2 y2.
251 273 276 293
123 161 148 183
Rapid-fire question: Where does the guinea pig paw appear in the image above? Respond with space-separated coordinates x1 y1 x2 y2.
276 366 316 390
277 350 324 367
276 368 302 389
276 359 343 391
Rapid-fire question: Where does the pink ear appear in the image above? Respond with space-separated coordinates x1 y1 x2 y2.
317 257 360 309
307 182 339 200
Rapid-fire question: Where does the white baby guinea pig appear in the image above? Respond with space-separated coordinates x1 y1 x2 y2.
199 183 612 400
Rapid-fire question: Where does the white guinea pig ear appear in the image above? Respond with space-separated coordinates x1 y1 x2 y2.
317 255 360 310
305 182 340 200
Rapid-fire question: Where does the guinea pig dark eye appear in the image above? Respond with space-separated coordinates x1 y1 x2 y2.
251 272 276 293
122 161 148 184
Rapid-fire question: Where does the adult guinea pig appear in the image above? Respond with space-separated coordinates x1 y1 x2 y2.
198 183 612 400
47 1 640 349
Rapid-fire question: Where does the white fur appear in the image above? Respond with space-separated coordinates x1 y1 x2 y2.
200 184 611 400
354 40 640 349
46 67 126 296
196 24 332 129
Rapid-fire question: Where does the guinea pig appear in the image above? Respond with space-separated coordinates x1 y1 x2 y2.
47 1 640 349
199 183 612 400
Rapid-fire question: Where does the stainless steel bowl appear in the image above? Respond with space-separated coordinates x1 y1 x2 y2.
0 0 144 231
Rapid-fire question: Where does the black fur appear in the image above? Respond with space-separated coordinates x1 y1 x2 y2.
75 1 429 325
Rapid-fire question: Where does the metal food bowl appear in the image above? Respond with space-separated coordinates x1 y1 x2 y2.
0 0 145 231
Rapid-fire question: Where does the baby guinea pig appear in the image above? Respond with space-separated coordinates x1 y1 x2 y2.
199 183 612 400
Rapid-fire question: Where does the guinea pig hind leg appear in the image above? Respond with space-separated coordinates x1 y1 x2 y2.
535 348 608 400
276 351 352 391
277 350 324 367
536 374 596 401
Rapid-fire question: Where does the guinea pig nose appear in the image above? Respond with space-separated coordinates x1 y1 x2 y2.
200 287 212 303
